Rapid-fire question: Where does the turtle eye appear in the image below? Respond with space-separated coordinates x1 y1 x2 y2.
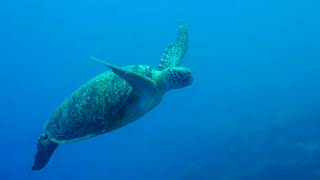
177 71 183 77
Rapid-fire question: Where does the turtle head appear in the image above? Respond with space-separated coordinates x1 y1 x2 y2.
163 66 193 90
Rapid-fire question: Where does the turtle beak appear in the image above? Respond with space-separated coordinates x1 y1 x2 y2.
184 72 193 86
178 70 193 88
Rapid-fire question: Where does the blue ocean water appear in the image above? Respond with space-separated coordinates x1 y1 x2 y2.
1 0 320 179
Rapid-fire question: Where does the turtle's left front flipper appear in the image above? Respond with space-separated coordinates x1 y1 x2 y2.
159 22 188 70
32 134 59 171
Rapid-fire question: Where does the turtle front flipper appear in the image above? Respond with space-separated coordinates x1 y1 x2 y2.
159 22 188 70
32 134 59 171
91 57 156 95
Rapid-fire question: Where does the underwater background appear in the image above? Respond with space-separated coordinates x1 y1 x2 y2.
1 0 320 179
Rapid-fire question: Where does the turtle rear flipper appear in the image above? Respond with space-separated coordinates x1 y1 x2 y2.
32 134 59 171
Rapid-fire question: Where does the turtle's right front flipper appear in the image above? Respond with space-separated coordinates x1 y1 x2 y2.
32 134 59 171
91 57 156 95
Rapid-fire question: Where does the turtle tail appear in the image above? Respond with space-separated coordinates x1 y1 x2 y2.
32 134 59 171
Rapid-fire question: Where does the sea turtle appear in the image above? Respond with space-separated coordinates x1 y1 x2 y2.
32 23 193 170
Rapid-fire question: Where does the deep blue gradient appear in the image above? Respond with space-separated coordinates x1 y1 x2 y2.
1 0 320 179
